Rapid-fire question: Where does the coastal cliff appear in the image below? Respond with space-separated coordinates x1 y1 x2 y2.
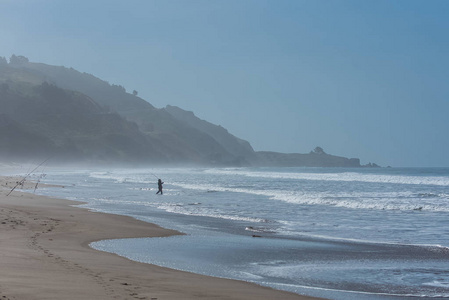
0 55 372 167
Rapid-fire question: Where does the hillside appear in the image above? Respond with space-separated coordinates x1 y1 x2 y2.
164 105 256 162
0 55 368 167
0 77 168 164
5 55 244 165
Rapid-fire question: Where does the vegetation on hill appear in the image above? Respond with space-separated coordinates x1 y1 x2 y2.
0 55 369 167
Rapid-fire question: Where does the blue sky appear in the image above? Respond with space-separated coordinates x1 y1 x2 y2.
1 0 448 167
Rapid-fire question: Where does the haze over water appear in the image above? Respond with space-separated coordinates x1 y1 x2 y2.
33 167 449 300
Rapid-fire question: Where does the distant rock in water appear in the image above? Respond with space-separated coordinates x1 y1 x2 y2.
0 55 374 167
363 162 381 168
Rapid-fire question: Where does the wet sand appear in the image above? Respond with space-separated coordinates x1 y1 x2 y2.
0 175 323 300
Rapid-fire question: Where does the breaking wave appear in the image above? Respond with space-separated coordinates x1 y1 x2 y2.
173 182 449 212
204 169 449 186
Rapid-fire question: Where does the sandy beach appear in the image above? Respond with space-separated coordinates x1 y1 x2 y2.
0 175 322 300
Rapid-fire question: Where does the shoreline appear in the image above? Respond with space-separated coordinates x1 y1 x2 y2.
0 175 323 300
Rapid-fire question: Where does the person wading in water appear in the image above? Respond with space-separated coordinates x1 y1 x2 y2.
156 178 164 195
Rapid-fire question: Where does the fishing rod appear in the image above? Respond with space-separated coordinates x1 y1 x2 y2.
7 157 51 196
33 169 47 194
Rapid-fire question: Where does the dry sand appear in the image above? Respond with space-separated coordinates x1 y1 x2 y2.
0 175 323 300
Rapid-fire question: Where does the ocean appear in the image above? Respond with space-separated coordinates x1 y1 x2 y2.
31 167 449 299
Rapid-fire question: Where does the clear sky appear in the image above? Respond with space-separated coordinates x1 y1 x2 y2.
1 0 448 167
